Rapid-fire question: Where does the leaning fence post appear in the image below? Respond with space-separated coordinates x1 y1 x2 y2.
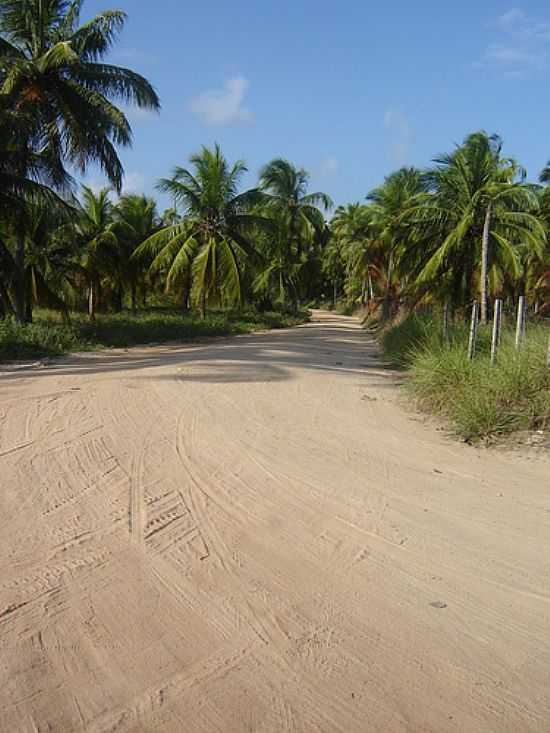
491 299 503 364
515 296 526 351
468 301 478 360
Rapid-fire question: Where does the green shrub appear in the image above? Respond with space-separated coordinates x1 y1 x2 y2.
382 313 550 442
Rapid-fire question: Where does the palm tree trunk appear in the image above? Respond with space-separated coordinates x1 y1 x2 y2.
88 280 96 322
333 279 337 306
14 231 26 323
367 268 374 302
382 250 394 321
25 270 33 323
480 202 492 325
131 282 137 313
200 292 206 320
0 279 14 318
114 280 123 312
181 284 189 313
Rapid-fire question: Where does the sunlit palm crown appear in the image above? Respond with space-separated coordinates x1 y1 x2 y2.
405 132 544 298
0 0 160 190
135 145 267 303
259 158 333 234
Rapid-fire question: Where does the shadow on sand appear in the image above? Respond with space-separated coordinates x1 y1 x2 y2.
0 317 401 388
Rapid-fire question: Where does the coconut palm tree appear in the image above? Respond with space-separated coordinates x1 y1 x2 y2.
0 107 72 320
0 0 159 189
114 194 159 310
331 203 380 306
74 186 117 320
0 0 160 320
367 168 425 319
259 159 333 258
135 144 266 316
408 133 545 318
252 212 303 308
19 205 76 320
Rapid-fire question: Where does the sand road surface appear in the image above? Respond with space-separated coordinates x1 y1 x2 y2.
1 311 549 732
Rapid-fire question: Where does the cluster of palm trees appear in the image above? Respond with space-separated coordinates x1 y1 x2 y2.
0 0 159 321
2 4 548 329
0 1 332 322
133 147 332 318
329 132 549 323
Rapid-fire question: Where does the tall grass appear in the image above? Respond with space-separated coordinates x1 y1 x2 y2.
381 313 550 442
0 307 309 362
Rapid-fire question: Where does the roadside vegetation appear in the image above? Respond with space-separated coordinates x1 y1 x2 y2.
381 314 550 442
0 2 548 440
0 307 308 361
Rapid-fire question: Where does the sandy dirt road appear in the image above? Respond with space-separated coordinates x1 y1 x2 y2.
0 311 549 732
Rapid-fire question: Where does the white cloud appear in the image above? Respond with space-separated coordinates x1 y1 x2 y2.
121 171 146 194
318 156 339 176
478 9 550 76
189 76 253 126
384 109 414 166
498 9 526 29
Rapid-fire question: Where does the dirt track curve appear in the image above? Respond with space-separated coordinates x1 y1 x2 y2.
1 311 549 732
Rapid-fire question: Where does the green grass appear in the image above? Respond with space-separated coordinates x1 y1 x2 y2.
0 307 309 362
381 313 550 442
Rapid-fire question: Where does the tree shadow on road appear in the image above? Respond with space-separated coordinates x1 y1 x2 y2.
0 319 402 387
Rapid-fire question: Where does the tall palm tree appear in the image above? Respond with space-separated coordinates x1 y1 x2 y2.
0 0 160 320
408 133 544 318
114 194 159 311
135 145 266 316
259 159 333 257
19 204 76 320
0 107 71 320
331 203 379 306
367 167 425 319
252 212 303 307
74 186 117 321
0 0 159 188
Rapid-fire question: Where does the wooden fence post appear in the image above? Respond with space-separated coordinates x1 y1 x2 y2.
515 296 526 351
468 301 478 360
491 298 503 365
442 301 450 346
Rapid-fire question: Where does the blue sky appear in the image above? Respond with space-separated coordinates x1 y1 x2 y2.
83 1 550 212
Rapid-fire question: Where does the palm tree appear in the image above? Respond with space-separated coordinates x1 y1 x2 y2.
367 168 425 319
135 144 265 316
74 186 117 321
320 229 345 307
20 205 76 320
331 203 379 306
408 133 544 318
252 212 303 307
259 159 333 258
529 184 550 314
0 0 160 320
114 194 159 311
0 107 71 320
0 0 159 189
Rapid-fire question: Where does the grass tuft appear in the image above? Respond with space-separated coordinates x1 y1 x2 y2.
381 313 550 442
